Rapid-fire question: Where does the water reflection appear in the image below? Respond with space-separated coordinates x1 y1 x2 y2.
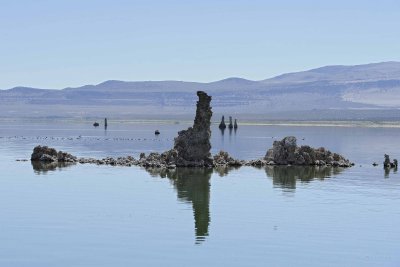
146 167 212 244
214 165 240 177
384 166 397 178
31 161 75 175
265 166 344 192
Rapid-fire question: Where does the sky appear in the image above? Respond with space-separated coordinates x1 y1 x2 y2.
1 0 399 89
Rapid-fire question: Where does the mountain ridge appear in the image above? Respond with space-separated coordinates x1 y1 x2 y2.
1 61 400 120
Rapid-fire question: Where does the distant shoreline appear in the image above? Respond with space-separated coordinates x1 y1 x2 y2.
0 117 399 128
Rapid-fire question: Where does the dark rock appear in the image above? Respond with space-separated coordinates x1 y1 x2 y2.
155 130 160 135
173 91 213 167
213 151 243 166
384 155 398 169
93 122 99 127
31 145 76 163
234 119 238 129
219 116 226 129
40 153 58 162
384 154 391 168
57 151 77 162
247 159 271 167
228 116 233 129
264 136 352 167
31 145 57 161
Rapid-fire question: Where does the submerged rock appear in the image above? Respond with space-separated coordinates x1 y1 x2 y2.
264 136 352 167
173 91 213 167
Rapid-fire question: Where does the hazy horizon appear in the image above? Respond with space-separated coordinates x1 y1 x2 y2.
2 60 400 90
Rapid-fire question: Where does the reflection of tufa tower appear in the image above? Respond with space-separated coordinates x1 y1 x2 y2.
164 168 212 244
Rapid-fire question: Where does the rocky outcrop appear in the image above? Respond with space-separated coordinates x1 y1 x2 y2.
29 94 354 171
228 116 233 129
219 116 226 129
31 145 77 163
213 151 244 166
173 91 213 167
383 154 398 168
264 136 353 167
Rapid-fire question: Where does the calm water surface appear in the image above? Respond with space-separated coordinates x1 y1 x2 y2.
0 121 399 266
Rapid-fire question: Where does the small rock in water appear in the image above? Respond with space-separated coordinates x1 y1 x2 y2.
219 116 227 129
155 130 160 135
228 116 233 129
383 154 398 169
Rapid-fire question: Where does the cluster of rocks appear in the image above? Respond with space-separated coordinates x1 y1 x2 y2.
264 136 353 167
31 145 77 162
383 154 398 169
29 91 354 170
213 151 244 166
219 116 238 129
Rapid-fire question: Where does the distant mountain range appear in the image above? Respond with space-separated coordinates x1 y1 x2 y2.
1 62 400 121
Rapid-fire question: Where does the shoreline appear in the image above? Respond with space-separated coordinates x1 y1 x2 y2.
1 117 399 128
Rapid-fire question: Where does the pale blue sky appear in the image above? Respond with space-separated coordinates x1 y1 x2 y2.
1 0 399 89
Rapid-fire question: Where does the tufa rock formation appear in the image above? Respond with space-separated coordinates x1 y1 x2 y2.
234 119 238 129
383 154 398 169
172 91 213 167
29 93 354 170
228 116 233 129
213 151 244 167
219 115 227 129
31 145 77 163
264 136 352 167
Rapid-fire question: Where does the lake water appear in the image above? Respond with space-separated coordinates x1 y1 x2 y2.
0 120 399 266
